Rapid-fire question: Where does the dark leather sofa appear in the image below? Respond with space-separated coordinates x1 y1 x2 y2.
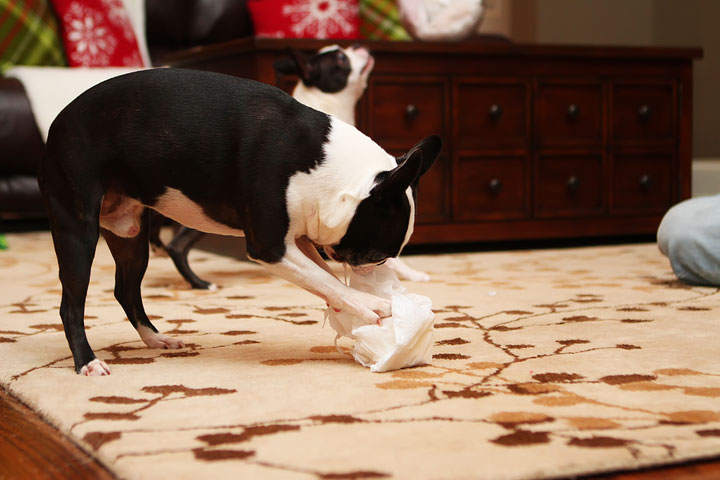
0 0 252 220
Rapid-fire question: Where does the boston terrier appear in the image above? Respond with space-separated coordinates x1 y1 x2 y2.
39 68 441 376
277 44 433 282
275 43 374 127
153 44 429 289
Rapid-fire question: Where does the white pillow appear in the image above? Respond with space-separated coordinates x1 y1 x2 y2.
7 66 144 141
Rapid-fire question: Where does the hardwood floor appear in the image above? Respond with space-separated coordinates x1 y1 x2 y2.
585 460 720 480
0 386 114 480
0 387 718 479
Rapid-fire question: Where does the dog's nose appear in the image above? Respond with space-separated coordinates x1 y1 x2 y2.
350 43 369 54
351 264 376 275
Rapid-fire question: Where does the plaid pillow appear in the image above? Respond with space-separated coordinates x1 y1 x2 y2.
0 0 67 74
359 0 410 41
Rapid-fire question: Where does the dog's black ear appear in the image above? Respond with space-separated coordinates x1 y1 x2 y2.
372 149 424 201
396 135 443 178
273 56 299 76
273 48 313 83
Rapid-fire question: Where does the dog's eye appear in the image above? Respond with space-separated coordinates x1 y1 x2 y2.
337 53 349 65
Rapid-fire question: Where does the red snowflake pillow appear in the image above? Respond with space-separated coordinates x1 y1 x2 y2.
51 0 145 67
248 0 360 39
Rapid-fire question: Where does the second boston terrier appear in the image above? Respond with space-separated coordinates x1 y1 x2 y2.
275 43 374 127
39 68 441 375
154 44 430 289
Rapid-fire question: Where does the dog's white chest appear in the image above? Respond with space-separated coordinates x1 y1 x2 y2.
152 188 245 237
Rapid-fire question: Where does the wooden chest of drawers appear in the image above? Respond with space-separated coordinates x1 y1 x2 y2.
170 38 702 245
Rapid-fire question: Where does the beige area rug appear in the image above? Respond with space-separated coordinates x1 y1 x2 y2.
2 232 720 479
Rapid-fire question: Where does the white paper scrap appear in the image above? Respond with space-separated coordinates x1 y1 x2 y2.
325 265 435 372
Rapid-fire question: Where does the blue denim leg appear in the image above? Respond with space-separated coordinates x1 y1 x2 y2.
657 194 720 286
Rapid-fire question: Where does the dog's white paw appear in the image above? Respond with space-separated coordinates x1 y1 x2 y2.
138 327 185 350
340 289 392 324
386 258 430 282
402 269 431 282
80 359 111 376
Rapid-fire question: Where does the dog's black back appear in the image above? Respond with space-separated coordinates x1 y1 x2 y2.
44 68 330 262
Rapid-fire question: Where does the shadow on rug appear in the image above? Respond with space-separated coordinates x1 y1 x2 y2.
1 232 720 479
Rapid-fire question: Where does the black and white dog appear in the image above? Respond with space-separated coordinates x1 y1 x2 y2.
152 44 429 289
39 68 441 375
276 43 374 127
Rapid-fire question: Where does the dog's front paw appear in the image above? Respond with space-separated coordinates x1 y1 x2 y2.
340 290 392 324
138 327 185 350
80 359 111 376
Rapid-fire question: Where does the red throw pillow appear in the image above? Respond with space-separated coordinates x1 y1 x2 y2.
248 0 360 39
51 0 145 67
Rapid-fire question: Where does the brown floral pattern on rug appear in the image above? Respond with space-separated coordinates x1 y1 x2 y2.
2 233 720 479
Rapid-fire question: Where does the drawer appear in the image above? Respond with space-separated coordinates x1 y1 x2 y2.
535 153 604 217
454 79 529 149
612 83 675 142
535 82 603 147
454 155 528 221
366 77 446 146
610 153 673 213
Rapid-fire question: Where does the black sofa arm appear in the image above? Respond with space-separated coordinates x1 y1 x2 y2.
0 78 45 176
0 175 45 219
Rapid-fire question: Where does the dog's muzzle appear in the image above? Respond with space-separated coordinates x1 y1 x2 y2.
325 245 386 274
351 264 377 275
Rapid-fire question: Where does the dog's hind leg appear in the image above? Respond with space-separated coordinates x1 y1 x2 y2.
101 211 186 351
147 210 167 256
43 187 108 375
165 227 212 290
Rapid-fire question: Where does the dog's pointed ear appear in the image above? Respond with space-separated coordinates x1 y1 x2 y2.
374 135 442 200
274 48 314 83
372 150 424 201
396 135 442 178
273 56 298 76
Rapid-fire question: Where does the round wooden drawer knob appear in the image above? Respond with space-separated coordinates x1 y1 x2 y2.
567 103 580 120
488 178 503 194
637 105 652 120
567 175 581 192
639 174 653 190
405 104 419 120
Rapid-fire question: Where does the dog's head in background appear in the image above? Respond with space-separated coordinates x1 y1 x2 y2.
274 44 374 126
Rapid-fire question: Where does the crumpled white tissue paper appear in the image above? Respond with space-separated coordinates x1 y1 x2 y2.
325 265 435 372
